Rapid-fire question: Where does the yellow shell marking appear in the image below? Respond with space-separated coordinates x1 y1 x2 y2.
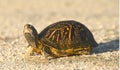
68 25 72 41
47 24 73 43
56 33 60 43
48 30 56 39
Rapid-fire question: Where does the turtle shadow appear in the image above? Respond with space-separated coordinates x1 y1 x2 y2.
92 38 119 54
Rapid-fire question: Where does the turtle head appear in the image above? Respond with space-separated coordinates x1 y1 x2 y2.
23 24 38 48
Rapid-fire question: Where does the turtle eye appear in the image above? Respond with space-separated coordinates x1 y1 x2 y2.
29 25 31 28
28 24 32 28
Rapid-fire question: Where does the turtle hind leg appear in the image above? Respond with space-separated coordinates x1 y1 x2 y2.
41 46 60 60
73 47 92 55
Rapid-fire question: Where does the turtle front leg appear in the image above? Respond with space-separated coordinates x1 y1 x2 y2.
25 45 34 56
24 46 48 63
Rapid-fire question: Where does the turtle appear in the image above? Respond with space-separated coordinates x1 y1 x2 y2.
23 20 98 60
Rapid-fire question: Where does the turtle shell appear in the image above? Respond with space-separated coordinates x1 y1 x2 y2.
37 20 98 57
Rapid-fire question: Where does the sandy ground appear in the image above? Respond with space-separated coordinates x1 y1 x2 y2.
0 0 119 70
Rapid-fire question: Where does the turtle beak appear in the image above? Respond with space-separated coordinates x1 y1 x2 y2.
23 24 32 33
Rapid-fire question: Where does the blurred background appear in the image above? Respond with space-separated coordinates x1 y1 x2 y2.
0 0 118 43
